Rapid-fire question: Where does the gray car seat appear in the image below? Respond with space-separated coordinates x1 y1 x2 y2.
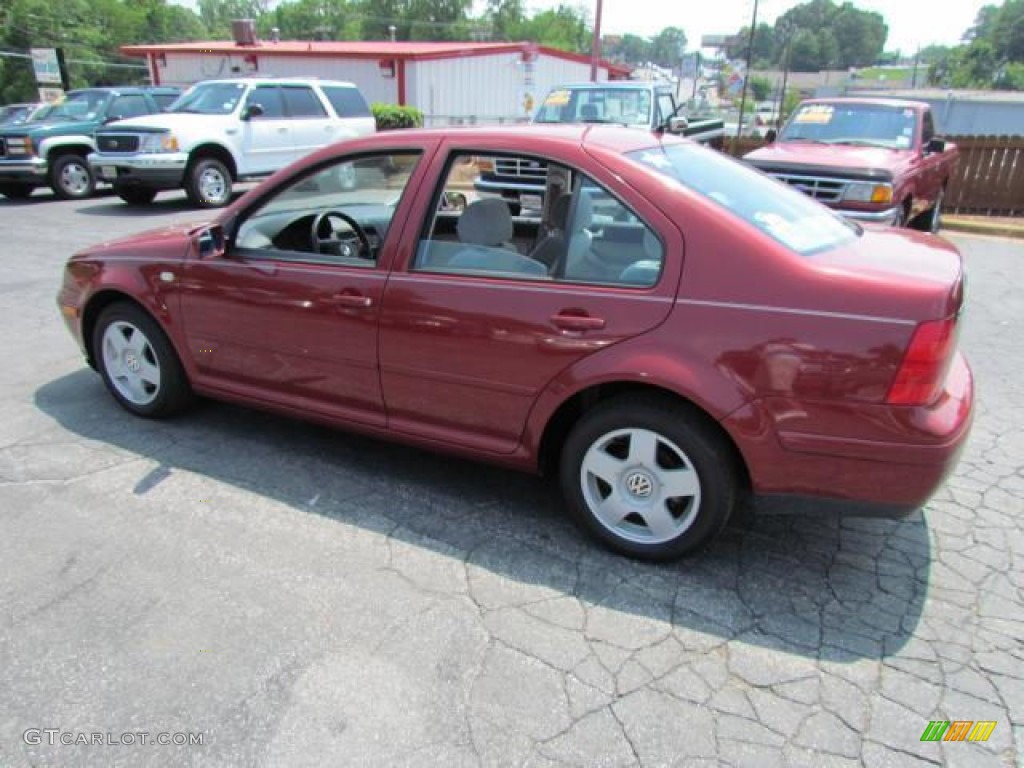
450 198 546 276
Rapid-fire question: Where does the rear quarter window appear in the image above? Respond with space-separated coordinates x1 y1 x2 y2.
321 86 370 118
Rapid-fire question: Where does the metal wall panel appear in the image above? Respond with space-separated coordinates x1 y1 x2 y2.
409 54 523 124
154 53 397 105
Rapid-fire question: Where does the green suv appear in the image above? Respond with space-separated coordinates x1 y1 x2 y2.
0 86 179 200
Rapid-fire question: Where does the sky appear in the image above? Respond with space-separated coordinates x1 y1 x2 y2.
170 0 989 55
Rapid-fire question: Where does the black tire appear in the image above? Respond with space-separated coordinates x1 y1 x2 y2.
0 182 34 200
559 395 737 561
92 302 193 418
185 157 232 208
50 153 96 200
925 186 945 234
115 186 158 206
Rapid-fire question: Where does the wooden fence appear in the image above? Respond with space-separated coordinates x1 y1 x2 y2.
728 136 1024 217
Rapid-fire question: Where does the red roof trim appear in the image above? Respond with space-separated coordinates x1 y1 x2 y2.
119 40 627 73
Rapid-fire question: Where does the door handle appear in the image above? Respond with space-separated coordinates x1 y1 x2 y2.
550 312 605 331
335 293 373 309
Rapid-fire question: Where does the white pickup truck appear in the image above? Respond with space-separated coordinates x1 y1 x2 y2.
89 78 375 208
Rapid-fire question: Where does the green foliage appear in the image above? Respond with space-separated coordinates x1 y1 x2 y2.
927 1 1024 89
748 76 772 101
0 0 209 102
728 0 887 72
371 102 423 130
514 5 591 55
602 27 687 69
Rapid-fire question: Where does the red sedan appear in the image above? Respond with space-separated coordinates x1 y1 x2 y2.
57 125 973 560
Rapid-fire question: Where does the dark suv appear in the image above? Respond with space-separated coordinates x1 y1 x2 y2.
0 86 179 200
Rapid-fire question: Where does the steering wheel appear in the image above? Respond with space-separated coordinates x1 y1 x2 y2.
311 209 372 259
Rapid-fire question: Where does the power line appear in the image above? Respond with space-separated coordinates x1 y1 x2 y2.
0 48 149 70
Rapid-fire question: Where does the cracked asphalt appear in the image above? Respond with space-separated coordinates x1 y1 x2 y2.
0 188 1021 767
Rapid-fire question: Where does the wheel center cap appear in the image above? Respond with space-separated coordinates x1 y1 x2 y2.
625 471 654 499
125 353 141 373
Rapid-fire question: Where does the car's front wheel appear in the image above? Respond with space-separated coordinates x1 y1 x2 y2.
559 395 737 560
115 186 158 206
185 157 232 208
93 303 192 418
50 154 96 200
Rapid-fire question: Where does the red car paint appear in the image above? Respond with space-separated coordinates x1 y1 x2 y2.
58 124 972 516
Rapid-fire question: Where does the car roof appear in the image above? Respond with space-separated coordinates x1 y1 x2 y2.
800 97 928 110
550 81 671 92
365 123 676 153
196 77 358 88
67 86 179 96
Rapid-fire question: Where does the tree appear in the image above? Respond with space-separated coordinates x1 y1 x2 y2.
269 0 357 41
484 0 526 41
649 27 687 69
731 0 886 70
515 4 591 55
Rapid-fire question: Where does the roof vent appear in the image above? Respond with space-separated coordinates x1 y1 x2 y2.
232 19 257 46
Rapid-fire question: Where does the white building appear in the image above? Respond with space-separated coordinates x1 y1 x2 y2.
121 39 630 126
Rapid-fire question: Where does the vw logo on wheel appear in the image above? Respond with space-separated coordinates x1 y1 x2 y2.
625 472 654 499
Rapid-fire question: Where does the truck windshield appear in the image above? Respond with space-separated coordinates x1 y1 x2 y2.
779 103 917 149
627 144 858 256
535 88 652 128
40 92 110 122
167 82 247 115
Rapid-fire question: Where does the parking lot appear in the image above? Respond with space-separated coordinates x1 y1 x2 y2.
0 187 1021 767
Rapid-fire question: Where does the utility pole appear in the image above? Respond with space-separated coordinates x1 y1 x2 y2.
589 0 604 82
732 0 759 154
911 44 920 88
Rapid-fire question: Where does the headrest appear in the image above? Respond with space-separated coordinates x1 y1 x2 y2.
457 198 514 246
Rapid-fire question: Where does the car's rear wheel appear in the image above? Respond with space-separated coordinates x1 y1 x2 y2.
0 182 34 199
93 303 192 418
115 186 158 205
50 154 95 200
559 395 737 560
185 157 232 208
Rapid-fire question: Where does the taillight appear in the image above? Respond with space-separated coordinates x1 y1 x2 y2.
887 317 959 405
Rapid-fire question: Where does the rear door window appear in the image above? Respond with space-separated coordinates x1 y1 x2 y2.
321 86 371 118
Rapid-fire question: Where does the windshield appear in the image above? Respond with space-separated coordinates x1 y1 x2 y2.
167 82 246 115
534 88 652 128
42 92 110 122
627 144 858 256
779 103 917 149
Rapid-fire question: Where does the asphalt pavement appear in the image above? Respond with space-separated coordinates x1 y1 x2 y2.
0 187 1022 767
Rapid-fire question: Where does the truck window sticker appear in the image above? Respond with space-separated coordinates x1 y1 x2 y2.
794 105 833 124
895 135 911 148
544 90 570 107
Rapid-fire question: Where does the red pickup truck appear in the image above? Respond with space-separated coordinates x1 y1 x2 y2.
744 98 958 231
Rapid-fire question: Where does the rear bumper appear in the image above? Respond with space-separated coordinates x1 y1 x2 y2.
88 152 187 189
724 352 974 514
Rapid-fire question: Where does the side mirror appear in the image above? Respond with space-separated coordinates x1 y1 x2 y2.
241 103 264 121
667 116 688 134
764 128 777 144
926 137 946 154
197 225 226 259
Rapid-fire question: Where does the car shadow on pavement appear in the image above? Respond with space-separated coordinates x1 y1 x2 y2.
35 370 931 663
74 194 245 218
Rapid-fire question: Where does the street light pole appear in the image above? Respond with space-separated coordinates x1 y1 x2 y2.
732 0 759 154
590 0 604 82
